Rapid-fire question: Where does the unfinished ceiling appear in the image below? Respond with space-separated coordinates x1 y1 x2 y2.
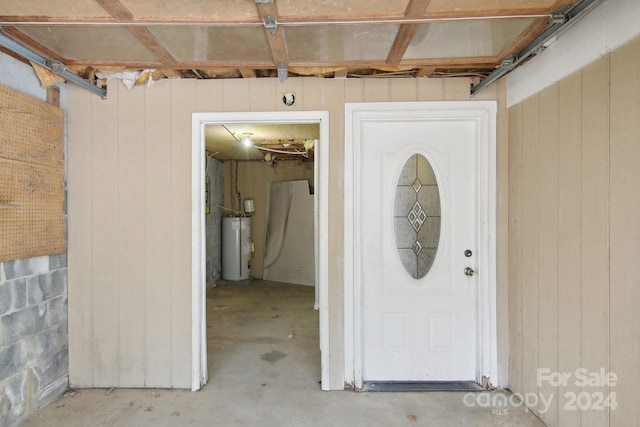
207 123 319 162
0 0 581 86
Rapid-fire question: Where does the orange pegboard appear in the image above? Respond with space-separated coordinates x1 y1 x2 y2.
0 84 65 261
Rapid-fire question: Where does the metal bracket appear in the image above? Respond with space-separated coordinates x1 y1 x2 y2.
551 13 567 24
499 55 515 70
254 0 273 3
264 15 278 35
45 59 66 73
277 61 287 83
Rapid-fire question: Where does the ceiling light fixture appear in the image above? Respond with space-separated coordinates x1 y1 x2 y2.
242 133 253 147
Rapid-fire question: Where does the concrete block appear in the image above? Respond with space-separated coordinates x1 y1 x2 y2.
1 305 47 345
30 349 68 392
0 279 27 316
3 257 49 281
36 323 67 357
0 401 26 427
27 270 65 306
35 374 67 409
0 393 9 417
47 296 67 327
0 343 22 382
49 254 67 271
0 371 27 414
20 335 39 368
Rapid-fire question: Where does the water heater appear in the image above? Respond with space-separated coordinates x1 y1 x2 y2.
222 216 252 281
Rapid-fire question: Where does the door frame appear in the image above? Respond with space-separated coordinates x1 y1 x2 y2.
191 111 330 391
344 101 498 390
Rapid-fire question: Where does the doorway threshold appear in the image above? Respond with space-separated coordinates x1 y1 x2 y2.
362 381 484 392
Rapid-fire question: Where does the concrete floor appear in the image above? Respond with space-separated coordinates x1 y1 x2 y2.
22 280 545 427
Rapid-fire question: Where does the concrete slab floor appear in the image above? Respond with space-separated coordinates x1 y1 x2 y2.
22 280 545 427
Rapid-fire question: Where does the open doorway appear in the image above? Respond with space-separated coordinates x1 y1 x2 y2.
191 111 330 391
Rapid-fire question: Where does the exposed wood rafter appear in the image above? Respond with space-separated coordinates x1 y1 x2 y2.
256 1 288 66
96 0 178 66
127 26 177 65
159 68 183 78
386 0 432 65
416 67 436 77
334 68 348 79
239 68 257 78
496 18 549 60
1 26 66 62
95 0 133 20
0 0 586 89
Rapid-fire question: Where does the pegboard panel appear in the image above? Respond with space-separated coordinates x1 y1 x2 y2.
0 84 65 261
0 85 64 168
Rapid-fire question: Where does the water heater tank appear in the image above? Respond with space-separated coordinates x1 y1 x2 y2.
222 217 252 281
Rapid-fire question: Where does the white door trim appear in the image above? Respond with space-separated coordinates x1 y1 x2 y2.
344 101 498 389
191 111 330 391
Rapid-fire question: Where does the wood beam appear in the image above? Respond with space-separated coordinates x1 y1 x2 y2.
334 69 348 79
46 86 61 107
159 68 183 78
416 67 436 77
496 18 549 60
0 8 551 25
239 68 257 78
256 2 288 66
94 0 133 20
386 0 432 65
126 26 177 65
0 46 30 65
96 0 178 66
1 26 66 62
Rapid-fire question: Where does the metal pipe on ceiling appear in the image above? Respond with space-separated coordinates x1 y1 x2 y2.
471 0 606 96
0 27 106 98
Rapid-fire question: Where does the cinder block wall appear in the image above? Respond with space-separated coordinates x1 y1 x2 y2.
0 254 68 427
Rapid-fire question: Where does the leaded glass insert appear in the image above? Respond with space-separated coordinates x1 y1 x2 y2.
394 154 441 279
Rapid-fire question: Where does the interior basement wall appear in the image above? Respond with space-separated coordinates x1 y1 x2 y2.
507 35 640 427
66 76 509 390
0 53 69 427
223 160 314 279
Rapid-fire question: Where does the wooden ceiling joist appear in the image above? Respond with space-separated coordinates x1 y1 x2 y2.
159 68 183 78
127 26 177 65
496 18 550 60
95 0 133 20
1 26 66 63
386 0 432 65
334 68 348 79
97 0 178 66
239 68 257 78
416 67 436 77
0 0 584 88
255 1 289 66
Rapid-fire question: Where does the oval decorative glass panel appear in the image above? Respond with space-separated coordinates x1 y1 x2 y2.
393 154 441 279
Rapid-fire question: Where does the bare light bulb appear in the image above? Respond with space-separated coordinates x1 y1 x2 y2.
242 133 253 147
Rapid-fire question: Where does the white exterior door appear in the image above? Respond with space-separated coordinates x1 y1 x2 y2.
345 102 497 386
